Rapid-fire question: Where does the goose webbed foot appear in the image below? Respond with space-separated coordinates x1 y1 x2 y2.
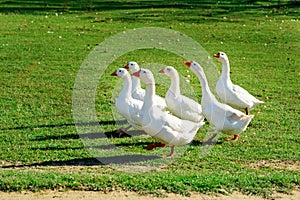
144 143 166 150
227 134 239 141
116 125 132 136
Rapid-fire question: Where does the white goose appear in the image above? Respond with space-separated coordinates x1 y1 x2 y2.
124 61 167 110
132 68 205 157
184 61 254 142
214 52 264 115
111 68 143 133
159 66 205 123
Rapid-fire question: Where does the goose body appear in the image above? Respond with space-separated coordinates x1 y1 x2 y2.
125 62 167 110
185 61 254 141
214 52 264 114
132 68 205 157
159 66 204 123
111 68 143 130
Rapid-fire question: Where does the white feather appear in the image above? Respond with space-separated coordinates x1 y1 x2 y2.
215 52 264 112
160 66 205 123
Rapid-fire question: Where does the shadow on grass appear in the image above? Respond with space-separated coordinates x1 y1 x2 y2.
3 119 146 138
79 129 146 139
30 128 146 141
30 136 156 151
29 143 118 151
3 119 147 141
191 140 224 146
0 0 298 17
1 154 161 168
1 120 124 131
30 130 127 141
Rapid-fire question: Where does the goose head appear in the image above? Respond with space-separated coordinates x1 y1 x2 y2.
158 66 175 77
213 52 228 63
132 68 154 84
110 68 129 78
184 61 203 74
124 61 140 73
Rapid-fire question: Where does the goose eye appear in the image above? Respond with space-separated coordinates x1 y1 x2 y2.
118 70 122 73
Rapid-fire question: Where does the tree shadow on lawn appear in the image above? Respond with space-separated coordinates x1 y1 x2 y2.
1 0 298 16
0 0 224 12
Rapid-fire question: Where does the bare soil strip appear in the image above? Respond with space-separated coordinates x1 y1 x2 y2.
0 190 300 200
247 160 300 171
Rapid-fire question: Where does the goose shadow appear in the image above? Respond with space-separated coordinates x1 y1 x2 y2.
31 122 146 141
1 154 161 169
3 120 125 132
31 130 124 141
29 140 156 151
78 129 146 140
190 139 224 146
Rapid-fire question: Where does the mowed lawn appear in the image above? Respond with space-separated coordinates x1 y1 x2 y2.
0 0 299 198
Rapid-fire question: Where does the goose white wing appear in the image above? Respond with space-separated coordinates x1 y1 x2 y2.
127 99 143 122
153 94 167 109
218 79 262 110
203 102 252 134
216 80 250 108
132 88 145 101
132 88 166 110
232 84 263 104
166 93 203 122
116 98 143 129
159 110 203 145
204 100 245 121
177 95 204 121
144 106 203 146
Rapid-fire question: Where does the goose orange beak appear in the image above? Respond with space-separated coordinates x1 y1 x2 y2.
110 70 117 76
213 53 220 58
184 61 192 67
124 64 129 69
158 68 165 73
132 69 141 77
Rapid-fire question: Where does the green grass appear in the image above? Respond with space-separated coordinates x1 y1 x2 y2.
0 0 299 198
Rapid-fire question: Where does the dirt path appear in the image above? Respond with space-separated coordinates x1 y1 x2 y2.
0 190 300 200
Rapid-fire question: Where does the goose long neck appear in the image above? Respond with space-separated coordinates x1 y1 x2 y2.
193 68 216 103
169 72 180 96
221 59 230 79
120 75 132 99
143 82 155 108
131 76 142 92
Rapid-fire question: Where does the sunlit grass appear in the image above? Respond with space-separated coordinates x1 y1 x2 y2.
0 0 299 197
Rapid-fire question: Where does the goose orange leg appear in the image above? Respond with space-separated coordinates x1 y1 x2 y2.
245 108 249 115
227 134 239 141
203 132 219 144
162 146 175 158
